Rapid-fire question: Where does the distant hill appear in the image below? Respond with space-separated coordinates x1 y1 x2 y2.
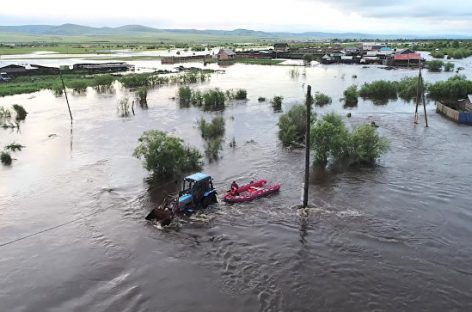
0 24 470 41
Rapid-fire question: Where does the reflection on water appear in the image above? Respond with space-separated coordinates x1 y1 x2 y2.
1 60 472 312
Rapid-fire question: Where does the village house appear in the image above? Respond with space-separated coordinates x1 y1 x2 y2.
215 49 236 60
273 43 289 53
362 42 387 52
0 64 59 76
390 49 422 66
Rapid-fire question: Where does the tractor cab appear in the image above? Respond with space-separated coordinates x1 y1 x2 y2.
178 172 217 212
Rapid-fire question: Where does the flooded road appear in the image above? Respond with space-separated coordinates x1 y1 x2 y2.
1 60 472 311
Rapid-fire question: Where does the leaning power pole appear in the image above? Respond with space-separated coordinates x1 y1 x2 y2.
59 70 73 122
414 62 428 127
303 85 312 208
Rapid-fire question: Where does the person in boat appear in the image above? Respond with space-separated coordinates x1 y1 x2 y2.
230 181 239 196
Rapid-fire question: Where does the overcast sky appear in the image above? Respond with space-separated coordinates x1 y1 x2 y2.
2 0 472 35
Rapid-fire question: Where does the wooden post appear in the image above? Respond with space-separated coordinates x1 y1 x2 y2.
60 71 73 122
414 62 428 127
303 85 312 208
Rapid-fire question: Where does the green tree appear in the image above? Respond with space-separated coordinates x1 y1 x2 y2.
271 96 283 111
278 104 310 147
310 113 349 165
349 124 390 164
444 62 455 72
344 85 359 106
427 60 444 72
314 92 332 106
133 130 203 178
303 53 313 65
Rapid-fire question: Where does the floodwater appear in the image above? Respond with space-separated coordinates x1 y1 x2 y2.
1 57 472 311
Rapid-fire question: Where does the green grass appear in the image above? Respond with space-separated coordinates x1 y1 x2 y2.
0 69 214 97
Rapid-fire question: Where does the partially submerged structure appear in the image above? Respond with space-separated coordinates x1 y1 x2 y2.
436 95 472 124
215 49 236 60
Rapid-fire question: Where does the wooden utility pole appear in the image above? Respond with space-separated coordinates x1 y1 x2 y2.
60 71 73 122
303 85 312 208
414 63 428 127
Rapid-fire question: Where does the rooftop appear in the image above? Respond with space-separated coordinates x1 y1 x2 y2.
185 172 210 182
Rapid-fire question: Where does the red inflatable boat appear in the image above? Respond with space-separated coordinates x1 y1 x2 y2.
223 179 280 203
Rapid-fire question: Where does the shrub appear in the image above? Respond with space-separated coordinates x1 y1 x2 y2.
178 86 192 107
427 60 444 72
444 62 455 72
69 80 88 93
303 53 313 65
359 80 397 100
204 138 223 162
311 113 389 166
136 87 148 106
396 77 419 101
234 89 247 100
271 96 283 111
191 90 204 107
0 106 12 119
12 105 28 121
203 88 225 111
198 116 225 161
430 51 445 59
314 92 332 106
278 104 309 147
428 75 472 101
5 143 25 152
94 74 115 88
311 113 350 165
197 116 225 140
120 74 150 88
344 85 358 106
117 96 131 117
133 130 203 178
349 124 390 164
1 151 12 166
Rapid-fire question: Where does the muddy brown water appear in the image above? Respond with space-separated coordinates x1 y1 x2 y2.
1 59 472 311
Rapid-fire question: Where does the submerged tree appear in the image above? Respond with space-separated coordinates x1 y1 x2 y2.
271 96 283 111
12 104 28 121
133 130 203 178
349 124 390 164
278 104 310 147
1 151 12 166
311 113 389 167
197 116 226 161
311 113 350 165
343 85 359 106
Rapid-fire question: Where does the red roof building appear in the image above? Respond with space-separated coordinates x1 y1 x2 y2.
393 53 421 61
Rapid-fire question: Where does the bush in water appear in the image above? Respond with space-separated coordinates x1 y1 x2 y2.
1 151 12 166
197 116 225 140
133 130 203 178
234 89 247 100
271 96 283 111
311 113 389 166
278 104 310 147
349 124 390 165
427 60 444 72
311 113 350 165
12 104 27 121
314 92 332 106
343 85 359 106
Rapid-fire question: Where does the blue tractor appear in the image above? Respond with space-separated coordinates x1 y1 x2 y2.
146 172 217 225
178 172 217 213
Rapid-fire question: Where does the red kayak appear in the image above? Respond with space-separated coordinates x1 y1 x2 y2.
223 179 280 203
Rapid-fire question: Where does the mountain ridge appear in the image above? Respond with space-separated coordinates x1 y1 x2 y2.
0 23 470 40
